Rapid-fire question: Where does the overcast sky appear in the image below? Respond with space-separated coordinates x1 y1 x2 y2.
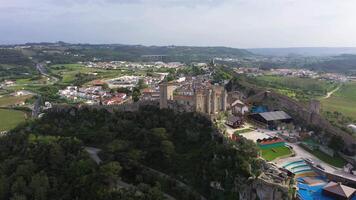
1 0 356 48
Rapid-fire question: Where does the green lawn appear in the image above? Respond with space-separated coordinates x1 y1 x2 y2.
234 128 253 134
0 109 26 131
260 146 293 161
300 145 347 168
321 82 356 120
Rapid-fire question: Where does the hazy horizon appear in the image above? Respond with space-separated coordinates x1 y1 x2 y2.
2 0 356 48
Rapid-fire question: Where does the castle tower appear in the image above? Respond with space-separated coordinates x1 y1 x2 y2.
222 89 227 111
194 90 205 113
206 89 212 114
159 83 174 109
211 89 217 114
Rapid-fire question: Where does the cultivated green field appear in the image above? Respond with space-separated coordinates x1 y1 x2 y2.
260 146 292 161
0 109 26 131
247 75 337 101
49 64 139 85
321 82 356 120
0 95 33 107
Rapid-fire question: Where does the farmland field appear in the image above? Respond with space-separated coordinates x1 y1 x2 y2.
0 109 26 131
246 75 337 101
321 81 356 120
0 95 33 107
49 64 136 85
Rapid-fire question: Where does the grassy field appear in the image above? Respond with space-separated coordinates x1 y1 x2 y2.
234 128 254 134
0 95 33 107
0 109 26 131
49 64 135 84
247 75 337 101
321 81 356 120
15 76 49 85
260 146 293 161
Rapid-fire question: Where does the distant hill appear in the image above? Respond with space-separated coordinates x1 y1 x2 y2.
0 43 254 63
306 54 356 73
66 44 254 62
248 47 356 57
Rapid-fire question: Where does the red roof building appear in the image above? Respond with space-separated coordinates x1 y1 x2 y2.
104 96 124 105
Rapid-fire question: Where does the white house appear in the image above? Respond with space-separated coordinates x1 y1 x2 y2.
348 124 356 133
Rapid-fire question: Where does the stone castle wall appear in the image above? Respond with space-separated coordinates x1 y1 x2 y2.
247 91 355 148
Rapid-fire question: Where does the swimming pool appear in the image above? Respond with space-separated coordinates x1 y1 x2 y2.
283 160 305 168
297 177 356 200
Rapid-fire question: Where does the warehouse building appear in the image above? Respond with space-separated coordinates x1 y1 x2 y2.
250 111 292 129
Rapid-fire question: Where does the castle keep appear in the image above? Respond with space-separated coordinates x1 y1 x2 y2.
159 79 227 116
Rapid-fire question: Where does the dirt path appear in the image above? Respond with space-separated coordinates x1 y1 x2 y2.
321 85 341 99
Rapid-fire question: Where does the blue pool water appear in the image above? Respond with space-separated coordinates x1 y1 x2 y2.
293 169 313 174
297 177 356 200
251 106 268 113
283 160 305 168
291 164 309 170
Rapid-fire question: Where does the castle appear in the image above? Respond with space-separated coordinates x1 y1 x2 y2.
159 78 227 116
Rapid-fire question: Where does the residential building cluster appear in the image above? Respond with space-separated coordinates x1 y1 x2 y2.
269 68 318 78
58 86 127 105
106 74 166 89
235 67 350 82
83 61 184 70
0 80 15 88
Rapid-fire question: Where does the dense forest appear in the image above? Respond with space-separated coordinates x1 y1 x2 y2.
0 106 261 200
0 49 36 79
1 43 253 64
65 45 253 63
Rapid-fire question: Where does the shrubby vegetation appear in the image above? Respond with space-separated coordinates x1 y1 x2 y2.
324 111 356 136
0 106 261 199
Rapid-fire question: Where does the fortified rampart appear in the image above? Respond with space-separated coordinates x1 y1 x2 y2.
247 91 356 149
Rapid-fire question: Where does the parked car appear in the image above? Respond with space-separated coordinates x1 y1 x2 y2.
303 158 314 164
316 164 325 170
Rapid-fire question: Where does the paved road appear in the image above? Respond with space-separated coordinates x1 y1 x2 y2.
36 63 48 75
84 147 176 199
31 95 42 118
274 142 356 183
84 147 102 164
35 63 59 83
